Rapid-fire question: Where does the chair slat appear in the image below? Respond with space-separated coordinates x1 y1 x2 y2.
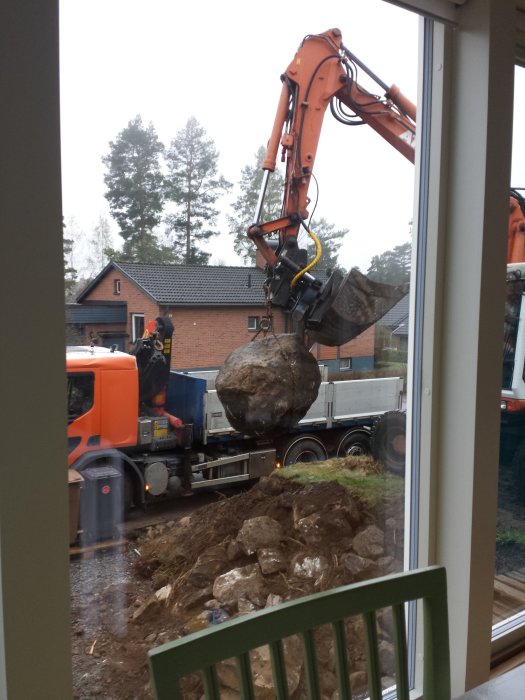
392 602 410 700
269 639 290 700
301 628 321 699
423 584 452 700
331 619 352 699
363 610 383 700
202 665 221 700
236 652 256 699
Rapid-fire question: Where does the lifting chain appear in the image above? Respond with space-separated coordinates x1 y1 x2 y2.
251 279 276 341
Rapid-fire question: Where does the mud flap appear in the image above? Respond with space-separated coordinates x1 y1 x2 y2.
305 268 409 346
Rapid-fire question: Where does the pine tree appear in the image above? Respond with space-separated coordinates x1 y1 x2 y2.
304 217 348 272
367 241 411 285
63 236 78 300
102 115 170 263
227 146 285 264
164 117 231 265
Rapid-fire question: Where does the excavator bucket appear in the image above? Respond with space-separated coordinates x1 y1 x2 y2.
305 267 409 346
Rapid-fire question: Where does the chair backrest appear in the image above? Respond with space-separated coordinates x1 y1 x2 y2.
148 565 450 700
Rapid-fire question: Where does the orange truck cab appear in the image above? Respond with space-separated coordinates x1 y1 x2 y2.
67 347 139 466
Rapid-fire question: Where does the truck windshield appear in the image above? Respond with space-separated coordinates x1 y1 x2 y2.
503 277 523 390
67 372 94 423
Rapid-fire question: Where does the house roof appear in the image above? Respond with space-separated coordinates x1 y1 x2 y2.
378 293 410 333
77 261 331 307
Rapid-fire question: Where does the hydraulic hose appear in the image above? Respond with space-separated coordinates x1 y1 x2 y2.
290 225 322 287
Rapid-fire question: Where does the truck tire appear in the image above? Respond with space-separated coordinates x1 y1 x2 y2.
371 410 406 476
282 436 328 466
337 429 371 458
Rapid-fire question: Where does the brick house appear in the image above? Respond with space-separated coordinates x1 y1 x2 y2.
376 293 410 352
68 260 375 372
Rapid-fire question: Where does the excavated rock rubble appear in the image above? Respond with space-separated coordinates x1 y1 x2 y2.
131 471 404 699
71 468 404 699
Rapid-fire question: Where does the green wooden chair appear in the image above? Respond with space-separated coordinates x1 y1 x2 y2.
148 565 450 700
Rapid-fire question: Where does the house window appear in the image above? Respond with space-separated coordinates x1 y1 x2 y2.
248 316 259 331
114 278 121 295
340 357 352 371
131 313 145 342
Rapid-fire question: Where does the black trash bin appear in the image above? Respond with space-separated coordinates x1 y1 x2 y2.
80 465 124 544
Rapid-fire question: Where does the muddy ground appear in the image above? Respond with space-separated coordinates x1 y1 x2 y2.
70 462 405 699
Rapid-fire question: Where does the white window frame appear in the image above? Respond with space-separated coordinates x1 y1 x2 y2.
131 313 145 342
1 1 523 698
410 2 516 694
247 316 259 331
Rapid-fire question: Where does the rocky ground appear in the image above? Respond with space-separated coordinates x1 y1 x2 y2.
70 459 405 699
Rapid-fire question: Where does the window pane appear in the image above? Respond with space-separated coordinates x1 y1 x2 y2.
67 372 94 423
494 65 525 632
61 2 425 697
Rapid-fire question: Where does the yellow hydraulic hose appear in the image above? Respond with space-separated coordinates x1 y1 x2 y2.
290 226 322 287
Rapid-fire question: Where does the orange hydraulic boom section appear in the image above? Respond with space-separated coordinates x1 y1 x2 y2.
247 27 524 348
508 191 525 264
248 28 416 267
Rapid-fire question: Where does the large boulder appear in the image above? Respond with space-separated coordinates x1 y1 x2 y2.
215 333 321 437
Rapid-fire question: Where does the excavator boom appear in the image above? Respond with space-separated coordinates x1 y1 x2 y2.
248 28 414 345
249 27 522 348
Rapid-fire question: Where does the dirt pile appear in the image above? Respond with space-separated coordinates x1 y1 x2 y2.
71 463 404 699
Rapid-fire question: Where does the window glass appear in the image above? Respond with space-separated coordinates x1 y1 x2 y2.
494 65 525 633
67 372 94 423
132 313 145 342
248 316 259 331
340 357 352 371
61 2 424 697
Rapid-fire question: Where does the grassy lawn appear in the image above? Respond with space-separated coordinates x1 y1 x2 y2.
277 455 405 508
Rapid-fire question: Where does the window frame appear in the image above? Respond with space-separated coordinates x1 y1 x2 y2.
1 1 523 698
131 313 145 342
339 357 352 371
247 316 259 331
410 3 517 693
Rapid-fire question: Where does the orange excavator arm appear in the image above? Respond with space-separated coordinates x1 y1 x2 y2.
247 28 414 345
248 28 416 268
248 28 523 348
508 190 525 264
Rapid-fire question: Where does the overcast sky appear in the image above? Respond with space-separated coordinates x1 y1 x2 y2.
59 1 525 276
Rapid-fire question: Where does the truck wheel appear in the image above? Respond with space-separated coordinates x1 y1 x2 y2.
371 410 407 476
282 436 328 466
337 430 371 458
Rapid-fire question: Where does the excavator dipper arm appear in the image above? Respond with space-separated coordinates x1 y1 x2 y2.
248 28 414 345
